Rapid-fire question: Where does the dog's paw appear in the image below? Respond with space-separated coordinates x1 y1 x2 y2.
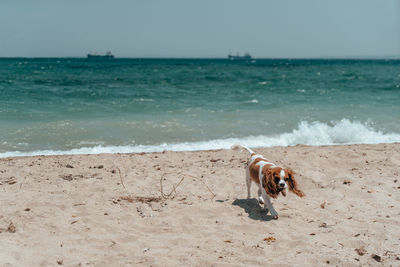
270 210 279 219
258 196 265 204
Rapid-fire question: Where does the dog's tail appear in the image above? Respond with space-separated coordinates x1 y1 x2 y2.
231 144 255 155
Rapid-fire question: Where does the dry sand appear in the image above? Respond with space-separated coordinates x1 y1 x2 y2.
0 143 399 266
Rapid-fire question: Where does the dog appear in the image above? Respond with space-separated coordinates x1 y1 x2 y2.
232 145 304 219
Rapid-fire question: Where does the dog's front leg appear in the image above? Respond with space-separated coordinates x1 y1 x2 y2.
261 190 278 219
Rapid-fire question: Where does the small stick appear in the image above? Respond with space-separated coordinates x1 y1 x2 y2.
117 167 127 190
183 173 216 199
160 174 185 200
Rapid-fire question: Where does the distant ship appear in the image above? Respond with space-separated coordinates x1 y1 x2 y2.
228 53 252 60
87 51 115 59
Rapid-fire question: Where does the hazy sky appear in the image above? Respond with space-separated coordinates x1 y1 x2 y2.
1 0 399 58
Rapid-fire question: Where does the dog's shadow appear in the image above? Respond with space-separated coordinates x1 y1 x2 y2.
232 198 275 221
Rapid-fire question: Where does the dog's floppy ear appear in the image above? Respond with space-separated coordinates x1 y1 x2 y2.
263 169 279 198
287 169 305 197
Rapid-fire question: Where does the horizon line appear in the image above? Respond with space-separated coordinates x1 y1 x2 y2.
1 56 400 60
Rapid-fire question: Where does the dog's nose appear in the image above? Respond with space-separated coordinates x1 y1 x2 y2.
279 182 285 187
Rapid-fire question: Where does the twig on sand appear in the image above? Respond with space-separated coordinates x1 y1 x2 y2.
116 167 216 208
117 167 127 190
159 171 216 200
160 173 185 200
119 195 161 203
183 173 216 199
116 167 161 208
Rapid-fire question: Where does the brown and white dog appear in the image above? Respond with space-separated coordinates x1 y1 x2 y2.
232 145 304 219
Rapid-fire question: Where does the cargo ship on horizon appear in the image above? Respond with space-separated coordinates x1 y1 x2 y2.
87 51 115 59
228 53 252 60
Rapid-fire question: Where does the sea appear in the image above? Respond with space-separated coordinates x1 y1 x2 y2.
1 58 399 158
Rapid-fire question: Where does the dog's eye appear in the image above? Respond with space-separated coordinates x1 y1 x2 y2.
284 178 289 181
274 177 279 182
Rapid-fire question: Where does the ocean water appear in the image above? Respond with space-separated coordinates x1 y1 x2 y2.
1 58 399 157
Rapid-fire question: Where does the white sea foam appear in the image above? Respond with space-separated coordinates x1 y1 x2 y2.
1 119 399 158
244 99 259 104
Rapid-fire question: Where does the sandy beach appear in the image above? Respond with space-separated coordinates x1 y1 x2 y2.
1 143 399 266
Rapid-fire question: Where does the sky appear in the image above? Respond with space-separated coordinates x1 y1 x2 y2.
0 0 399 58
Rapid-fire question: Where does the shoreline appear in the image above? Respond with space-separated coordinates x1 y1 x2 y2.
1 143 399 265
1 141 400 160
3 118 400 159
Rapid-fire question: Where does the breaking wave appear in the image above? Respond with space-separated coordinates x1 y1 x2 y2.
1 119 399 158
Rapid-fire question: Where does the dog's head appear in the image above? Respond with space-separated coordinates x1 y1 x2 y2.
264 167 305 198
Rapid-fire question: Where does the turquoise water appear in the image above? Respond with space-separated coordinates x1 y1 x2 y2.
1 58 400 156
